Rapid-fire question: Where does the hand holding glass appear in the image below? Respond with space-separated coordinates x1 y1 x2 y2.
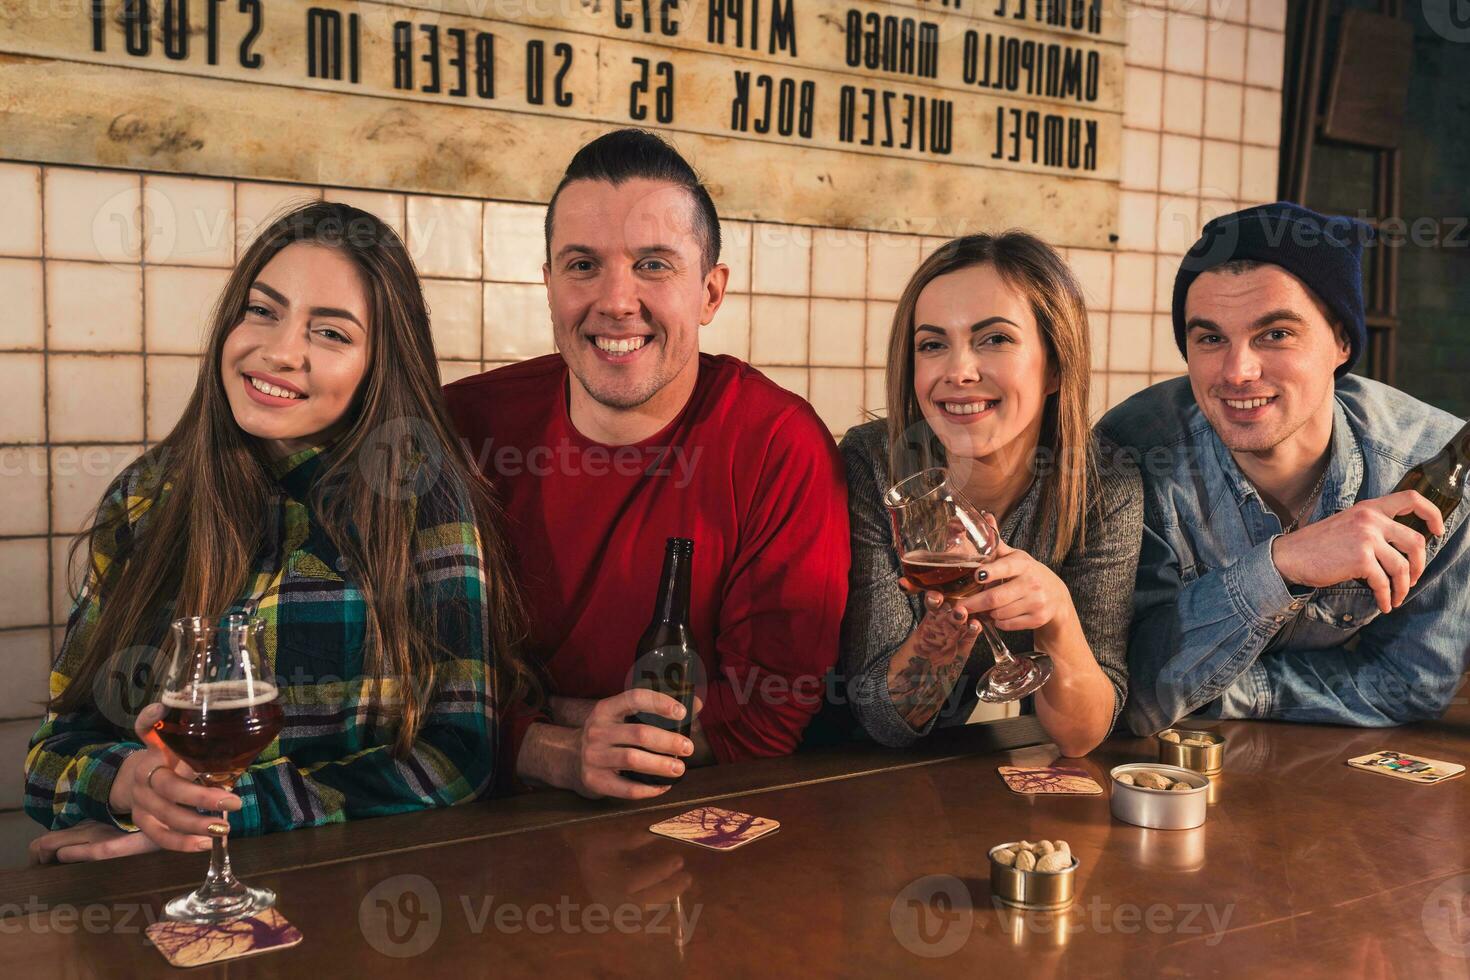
155 614 283 923
883 467 1053 702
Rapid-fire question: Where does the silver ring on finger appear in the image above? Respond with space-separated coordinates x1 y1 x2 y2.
144 763 167 791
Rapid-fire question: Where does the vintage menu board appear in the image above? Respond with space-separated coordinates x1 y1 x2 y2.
0 0 1122 241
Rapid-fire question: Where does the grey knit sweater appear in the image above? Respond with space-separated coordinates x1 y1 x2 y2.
838 419 1143 747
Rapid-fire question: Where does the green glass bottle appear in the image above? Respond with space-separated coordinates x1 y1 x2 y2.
620 537 697 787
1394 419 1470 537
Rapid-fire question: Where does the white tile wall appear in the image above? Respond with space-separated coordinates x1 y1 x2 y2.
482 202 545 284
752 223 812 296
145 266 227 355
407 196 482 280
47 262 143 351
47 355 145 443
143 176 236 267
0 260 44 350
750 295 810 365
43 169 141 264
702 294 751 360
0 164 42 257
0 448 48 537
0 539 49 629
423 278 483 361
811 228 867 299
0 355 45 444
809 299 866 368
147 355 204 440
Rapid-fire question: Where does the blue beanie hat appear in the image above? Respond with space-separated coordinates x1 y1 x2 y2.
1172 202 1371 377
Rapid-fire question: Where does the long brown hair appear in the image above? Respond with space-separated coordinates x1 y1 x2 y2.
54 202 536 754
884 231 1098 564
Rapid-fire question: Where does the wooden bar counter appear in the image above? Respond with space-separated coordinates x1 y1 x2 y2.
3 705 1468 977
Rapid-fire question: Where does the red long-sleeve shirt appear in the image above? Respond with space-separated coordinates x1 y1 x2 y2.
445 353 850 765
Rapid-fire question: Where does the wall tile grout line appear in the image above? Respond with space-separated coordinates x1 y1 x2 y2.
39 166 55 670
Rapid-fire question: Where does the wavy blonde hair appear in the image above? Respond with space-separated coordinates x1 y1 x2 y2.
885 231 1099 563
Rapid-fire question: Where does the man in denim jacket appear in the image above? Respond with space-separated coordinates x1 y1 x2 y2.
1099 203 1469 735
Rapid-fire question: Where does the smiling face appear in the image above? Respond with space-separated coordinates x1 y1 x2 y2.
220 242 372 457
1184 264 1350 454
544 178 725 417
910 263 1057 463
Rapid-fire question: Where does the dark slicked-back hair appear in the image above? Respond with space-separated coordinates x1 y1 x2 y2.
544 128 722 274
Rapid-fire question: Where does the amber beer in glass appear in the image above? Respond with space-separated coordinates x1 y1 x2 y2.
157 681 284 787
621 537 699 787
1393 419 1470 537
884 468 1052 703
899 552 985 599
157 614 283 923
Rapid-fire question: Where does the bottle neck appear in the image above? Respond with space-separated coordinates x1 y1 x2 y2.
1452 420 1470 467
653 546 693 627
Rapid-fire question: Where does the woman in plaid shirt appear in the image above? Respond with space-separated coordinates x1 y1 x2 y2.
26 202 533 862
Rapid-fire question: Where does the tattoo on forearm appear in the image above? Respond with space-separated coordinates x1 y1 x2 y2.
888 614 972 729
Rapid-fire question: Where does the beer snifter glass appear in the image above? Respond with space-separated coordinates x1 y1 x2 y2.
883 467 1053 702
156 614 283 923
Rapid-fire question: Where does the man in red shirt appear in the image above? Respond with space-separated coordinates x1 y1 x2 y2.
446 130 850 799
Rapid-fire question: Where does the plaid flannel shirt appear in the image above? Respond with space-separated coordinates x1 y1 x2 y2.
25 444 499 835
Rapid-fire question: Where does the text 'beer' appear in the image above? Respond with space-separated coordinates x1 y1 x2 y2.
621 537 698 788
156 681 284 785
901 550 984 599
1393 419 1470 537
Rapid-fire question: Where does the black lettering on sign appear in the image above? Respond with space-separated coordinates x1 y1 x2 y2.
844 11 938 79
838 85 951 154
729 70 812 136
991 105 1097 170
206 0 222 64
993 0 1100 34
446 27 466 97
552 41 573 106
708 0 795 55
731 68 749 130
629 58 675 123
526 38 545 103
420 24 440 92
526 40 574 107
306 7 358 82
394 21 496 97
162 0 187 60
393 20 412 88
239 0 262 68
476 33 495 98
123 0 149 56
94 0 261 67
615 0 679 35
768 0 795 55
961 31 1100 103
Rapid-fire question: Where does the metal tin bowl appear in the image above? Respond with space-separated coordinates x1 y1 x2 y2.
1109 764 1209 830
988 844 1077 911
1156 728 1226 775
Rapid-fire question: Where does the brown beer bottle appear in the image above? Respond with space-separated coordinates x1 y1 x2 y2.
620 537 698 787
1393 419 1470 537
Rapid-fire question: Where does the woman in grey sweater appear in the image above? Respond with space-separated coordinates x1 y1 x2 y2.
840 232 1142 757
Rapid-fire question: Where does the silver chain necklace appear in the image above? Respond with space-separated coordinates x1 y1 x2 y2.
1282 464 1330 534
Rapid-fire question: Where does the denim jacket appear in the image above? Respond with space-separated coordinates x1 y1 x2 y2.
1098 375 1470 735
